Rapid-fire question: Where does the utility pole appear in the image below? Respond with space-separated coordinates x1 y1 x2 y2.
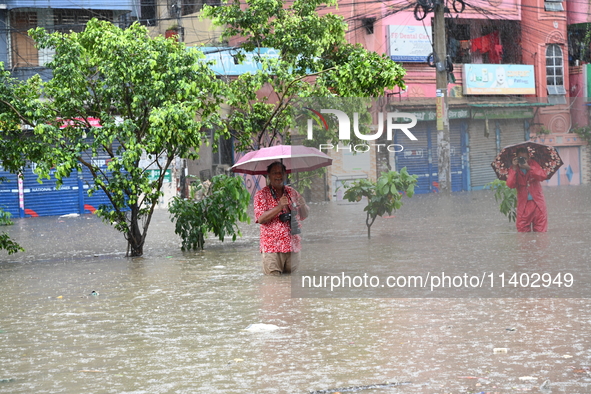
433 0 451 195
176 0 184 43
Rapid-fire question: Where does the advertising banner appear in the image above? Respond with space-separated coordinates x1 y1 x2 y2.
463 64 535 95
388 25 433 62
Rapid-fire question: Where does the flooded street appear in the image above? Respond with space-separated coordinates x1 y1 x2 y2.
1 186 591 393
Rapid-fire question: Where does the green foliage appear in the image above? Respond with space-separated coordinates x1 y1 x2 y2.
572 124 591 144
343 168 417 238
202 0 406 151
169 175 251 251
0 20 224 256
0 208 23 255
0 232 24 255
485 179 517 223
0 208 13 226
0 177 23 254
0 64 46 173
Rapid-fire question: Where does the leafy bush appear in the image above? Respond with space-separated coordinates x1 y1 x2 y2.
169 174 251 250
0 232 24 255
0 208 13 226
572 125 591 144
485 179 517 223
343 168 418 238
0 208 23 255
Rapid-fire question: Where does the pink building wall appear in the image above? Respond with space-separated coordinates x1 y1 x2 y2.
520 0 572 140
568 67 589 128
566 0 591 25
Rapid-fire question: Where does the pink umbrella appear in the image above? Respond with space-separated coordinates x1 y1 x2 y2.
230 145 332 175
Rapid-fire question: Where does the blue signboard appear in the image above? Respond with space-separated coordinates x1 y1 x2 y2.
196 47 280 75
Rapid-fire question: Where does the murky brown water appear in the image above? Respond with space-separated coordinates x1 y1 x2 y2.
1 186 591 393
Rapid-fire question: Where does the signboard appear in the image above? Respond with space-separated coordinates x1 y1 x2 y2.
59 117 102 129
146 169 172 183
388 25 433 62
390 108 471 122
197 47 280 75
472 108 535 119
463 64 535 95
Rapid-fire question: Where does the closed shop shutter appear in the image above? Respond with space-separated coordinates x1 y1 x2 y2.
22 166 79 217
80 166 116 214
78 141 127 214
395 124 435 194
469 120 498 189
395 121 468 194
2 138 131 218
450 120 468 192
499 119 526 148
0 169 20 217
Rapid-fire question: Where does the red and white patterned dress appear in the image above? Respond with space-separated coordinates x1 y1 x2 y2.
254 186 302 253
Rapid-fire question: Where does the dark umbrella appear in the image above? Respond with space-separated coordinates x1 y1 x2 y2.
491 141 563 181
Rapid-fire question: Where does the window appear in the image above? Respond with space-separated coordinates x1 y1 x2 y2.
168 0 222 18
546 44 566 103
544 0 564 11
445 19 521 64
11 11 38 68
140 0 157 26
53 10 113 33
567 26 591 66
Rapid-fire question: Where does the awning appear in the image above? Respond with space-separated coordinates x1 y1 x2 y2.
468 102 554 108
469 102 552 119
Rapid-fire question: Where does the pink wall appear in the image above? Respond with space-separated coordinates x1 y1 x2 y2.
568 67 589 128
520 0 571 137
567 0 591 25
544 146 581 186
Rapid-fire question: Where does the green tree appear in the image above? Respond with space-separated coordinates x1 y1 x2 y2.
202 0 407 151
0 206 24 255
343 168 417 238
485 179 517 223
0 20 224 256
168 174 251 250
0 81 33 255
571 124 591 144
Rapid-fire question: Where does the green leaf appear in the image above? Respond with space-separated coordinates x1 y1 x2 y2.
0 19 224 256
169 175 251 250
343 170 417 238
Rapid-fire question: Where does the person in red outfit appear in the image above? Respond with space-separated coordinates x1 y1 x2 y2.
254 162 309 275
506 147 548 232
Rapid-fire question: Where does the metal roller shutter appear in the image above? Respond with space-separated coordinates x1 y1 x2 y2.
499 119 527 148
450 120 468 192
0 169 20 218
78 140 128 214
395 124 435 194
22 165 79 217
80 166 117 214
395 121 468 194
469 120 498 189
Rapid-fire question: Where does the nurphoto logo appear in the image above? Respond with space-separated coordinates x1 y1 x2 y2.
305 108 419 153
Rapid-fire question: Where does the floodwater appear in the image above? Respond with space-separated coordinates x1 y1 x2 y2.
1 186 591 393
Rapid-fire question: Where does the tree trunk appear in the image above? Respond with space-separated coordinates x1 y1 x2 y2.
366 213 376 239
127 205 144 257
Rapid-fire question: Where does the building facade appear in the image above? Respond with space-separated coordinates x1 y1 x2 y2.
0 0 229 217
315 0 589 200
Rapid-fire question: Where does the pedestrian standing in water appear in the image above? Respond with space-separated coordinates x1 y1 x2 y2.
506 147 548 232
253 161 309 275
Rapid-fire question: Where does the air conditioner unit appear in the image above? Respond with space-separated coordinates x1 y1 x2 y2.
213 164 230 174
